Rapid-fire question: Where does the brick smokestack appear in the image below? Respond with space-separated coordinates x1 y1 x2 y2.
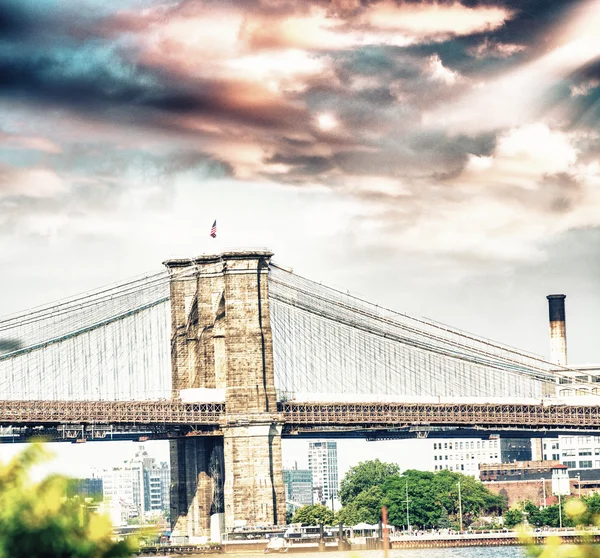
547 294 567 366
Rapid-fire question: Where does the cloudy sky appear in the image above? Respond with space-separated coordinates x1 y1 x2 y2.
3 0 600 362
2 0 600 479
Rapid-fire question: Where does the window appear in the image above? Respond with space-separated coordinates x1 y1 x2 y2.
477 441 481 449
434 443 437 450
562 460 575 469
579 460 593 468
563 450 576 457
445 443 448 449
579 449 592 456
449 443 453 450
445 455 448 460
552 453 560 460
434 456 438 461
563 437 574 446
552 443 559 450
461 465 465 471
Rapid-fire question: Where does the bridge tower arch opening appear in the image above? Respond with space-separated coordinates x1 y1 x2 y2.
165 251 285 540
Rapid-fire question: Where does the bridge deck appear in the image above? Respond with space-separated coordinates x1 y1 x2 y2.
0 400 599 431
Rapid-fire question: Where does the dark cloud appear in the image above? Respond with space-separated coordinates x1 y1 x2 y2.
0 1 33 38
267 153 335 175
0 49 308 133
0 0 596 204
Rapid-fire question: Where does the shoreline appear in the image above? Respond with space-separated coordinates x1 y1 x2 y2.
137 530 600 555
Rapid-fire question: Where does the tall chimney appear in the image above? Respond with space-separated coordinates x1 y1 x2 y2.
547 294 567 366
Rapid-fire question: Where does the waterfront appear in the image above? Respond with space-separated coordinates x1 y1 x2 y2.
186 550 527 558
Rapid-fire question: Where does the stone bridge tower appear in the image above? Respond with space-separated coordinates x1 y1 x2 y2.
164 251 286 539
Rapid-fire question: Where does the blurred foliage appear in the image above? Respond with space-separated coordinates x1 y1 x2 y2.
0 443 133 558
504 494 600 529
523 497 600 558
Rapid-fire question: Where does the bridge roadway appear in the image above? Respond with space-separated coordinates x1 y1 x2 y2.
1 400 600 437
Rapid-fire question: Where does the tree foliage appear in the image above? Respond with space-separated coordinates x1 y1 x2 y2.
382 470 506 529
335 464 505 529
0 443 133 558
334 486 383 525
291 504 334 525
339 459 400 506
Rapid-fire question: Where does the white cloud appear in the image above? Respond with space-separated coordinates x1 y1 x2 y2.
427 54 461 85
0 166 67 198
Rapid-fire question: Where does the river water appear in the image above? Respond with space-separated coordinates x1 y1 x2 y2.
213 549 527 558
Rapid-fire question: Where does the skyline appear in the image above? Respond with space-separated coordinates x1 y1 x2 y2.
2 0 600 490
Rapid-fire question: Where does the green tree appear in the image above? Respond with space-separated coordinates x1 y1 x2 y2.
0 443 133 558
292 504 334 525
339 459 400 506
577 493 600 525
382 470 506 529
335 486 383 525
503 507 523 528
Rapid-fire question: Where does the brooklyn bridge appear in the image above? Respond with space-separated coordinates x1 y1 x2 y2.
0 250 598 537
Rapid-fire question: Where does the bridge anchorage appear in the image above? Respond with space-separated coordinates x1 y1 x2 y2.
2 249 600 541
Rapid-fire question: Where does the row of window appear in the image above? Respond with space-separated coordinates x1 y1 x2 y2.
433 441 498 450
561 436 600 446
435 464 466 472
434 454 498 461
558 375 600 384
563 460 595 469
562 449 600 457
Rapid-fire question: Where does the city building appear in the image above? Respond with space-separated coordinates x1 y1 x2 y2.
501 438 532 462
480 460 600 507
308 441 339 505
430 438 501 478
101 445 170 520
479 460 561 482
532 296 600 474
283 467 313 507
540 434 600 470
67 477 103 500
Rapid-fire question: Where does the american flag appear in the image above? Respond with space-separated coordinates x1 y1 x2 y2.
210 220 217 238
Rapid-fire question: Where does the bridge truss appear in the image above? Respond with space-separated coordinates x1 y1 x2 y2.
1 401 600 440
